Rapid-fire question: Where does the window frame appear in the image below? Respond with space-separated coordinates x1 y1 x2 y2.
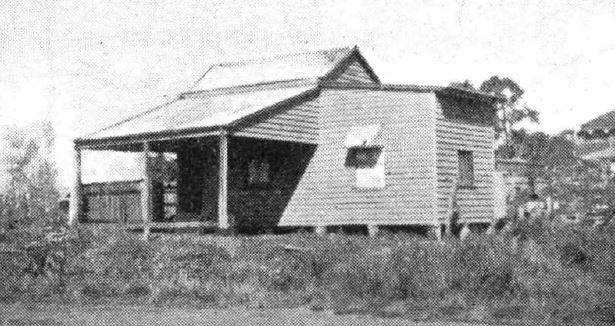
346 146 386 190
457 150 475 188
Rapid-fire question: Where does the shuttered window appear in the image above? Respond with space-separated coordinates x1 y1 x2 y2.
458 150 474 187
346 147 385 189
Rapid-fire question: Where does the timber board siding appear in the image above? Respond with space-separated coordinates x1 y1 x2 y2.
334 59 377 84
233 55 377 145
233 97 319 144
279 88 437 226
435 94 496 223
83 181 143 223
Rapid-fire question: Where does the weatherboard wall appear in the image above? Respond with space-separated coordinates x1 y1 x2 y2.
434 95 496 223
333 59 377 84
279 88 437 226
233 55 378 144
233 95 320 144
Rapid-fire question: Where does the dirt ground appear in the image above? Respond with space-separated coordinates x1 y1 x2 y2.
0 303 499 326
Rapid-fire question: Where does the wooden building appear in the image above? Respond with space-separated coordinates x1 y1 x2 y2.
578 109 615 161
70 46 501 236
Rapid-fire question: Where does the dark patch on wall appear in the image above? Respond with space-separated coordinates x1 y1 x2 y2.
437 94 495 126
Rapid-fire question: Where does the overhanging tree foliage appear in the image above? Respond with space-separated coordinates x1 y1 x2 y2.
479 76 539 146
449 76 540 158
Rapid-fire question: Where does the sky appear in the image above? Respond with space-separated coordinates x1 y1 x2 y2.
1 0 615 186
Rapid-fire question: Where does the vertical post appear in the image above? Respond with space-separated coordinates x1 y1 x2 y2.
141 142 152 239
68 146 82 226
434 224 442 242
152 151 164 222
314 226 327 236
367 224 379 237
460 223 471 240
218 131 229 230
445 177 459 237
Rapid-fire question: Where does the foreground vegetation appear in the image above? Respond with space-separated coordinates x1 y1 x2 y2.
1 221 615 325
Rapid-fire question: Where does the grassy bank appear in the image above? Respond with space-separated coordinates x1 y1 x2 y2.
1 221 615 325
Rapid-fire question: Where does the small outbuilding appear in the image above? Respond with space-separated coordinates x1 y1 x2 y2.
70 46 501 237
578 109 615 162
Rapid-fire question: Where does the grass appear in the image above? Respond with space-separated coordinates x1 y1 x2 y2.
1 221 615 325
0 303 498 326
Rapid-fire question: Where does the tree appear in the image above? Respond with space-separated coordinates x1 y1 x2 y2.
0 121 60 227
511 130 604 204
448 80 476 91
478 76 539 147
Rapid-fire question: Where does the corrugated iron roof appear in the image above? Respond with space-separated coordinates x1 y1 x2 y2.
192 47 355 90
320 81 505 103
581 109 615 131
80 85 317 141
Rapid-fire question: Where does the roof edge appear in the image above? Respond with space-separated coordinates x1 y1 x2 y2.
74 127 221 149
75 96 182 142
180 79 318 98
319 80 440 92
319 81 504 102
319 80 506 104
212 46 354 68
439 86 506 103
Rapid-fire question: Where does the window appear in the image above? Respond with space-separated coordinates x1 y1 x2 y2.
346 147 385 189
458 150 474 187
248 159 270 185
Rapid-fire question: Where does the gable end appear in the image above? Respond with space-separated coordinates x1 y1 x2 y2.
321 48 381 84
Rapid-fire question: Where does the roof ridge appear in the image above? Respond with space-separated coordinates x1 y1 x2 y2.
189 45 361 91
182 79 318 98
213 46 354 68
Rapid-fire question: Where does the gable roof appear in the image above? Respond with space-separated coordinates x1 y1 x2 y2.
78 46 379 146
76 45 499 147
191 46 379 91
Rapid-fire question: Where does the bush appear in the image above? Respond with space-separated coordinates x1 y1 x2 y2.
1 224 615 324
88 234 154 284
392 243 450 299
325 247 400 301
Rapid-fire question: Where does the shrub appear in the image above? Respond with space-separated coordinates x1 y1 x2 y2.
88 234 154 283
1 225 615 323
325 247 400 301
392 243 450 300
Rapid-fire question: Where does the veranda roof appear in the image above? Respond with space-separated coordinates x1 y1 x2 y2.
79 85 317 142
